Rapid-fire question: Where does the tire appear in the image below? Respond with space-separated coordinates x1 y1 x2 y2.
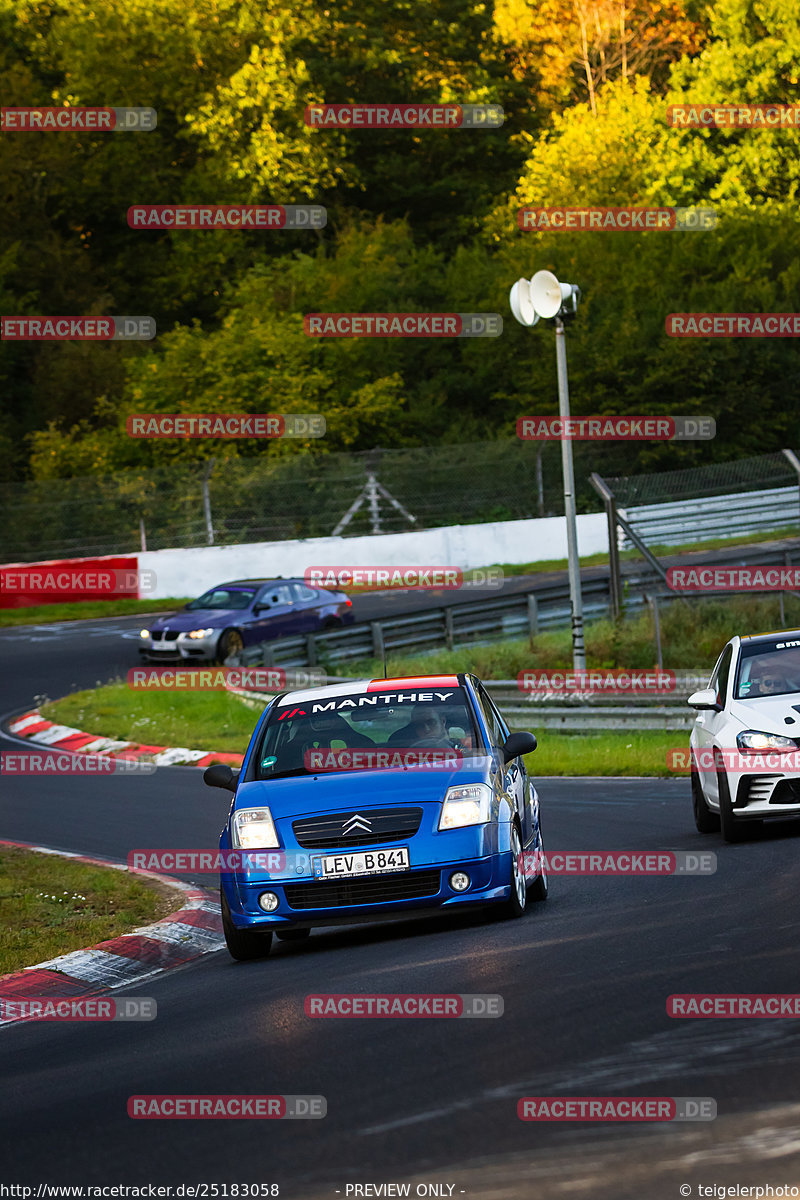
500 823 528 918
691 756 720 833
715 753 748 844
217 628 244 664
220 887 273 961
528 815 548 903
275 928 310 942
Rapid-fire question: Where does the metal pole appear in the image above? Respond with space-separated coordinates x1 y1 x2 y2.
535 445 545 517
554 317 585 670
202 458 216 546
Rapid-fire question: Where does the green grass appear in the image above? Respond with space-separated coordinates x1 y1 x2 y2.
494 525 799 579
40 679 258 754
520 730 685 777
0 597 190 627
0 846 184 975
40 681 686 776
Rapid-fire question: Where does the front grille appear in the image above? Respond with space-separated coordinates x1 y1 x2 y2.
292 807 423 849
284 869 441 910
151 630 180 642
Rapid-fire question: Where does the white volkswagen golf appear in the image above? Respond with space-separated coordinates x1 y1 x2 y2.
689 629 800 842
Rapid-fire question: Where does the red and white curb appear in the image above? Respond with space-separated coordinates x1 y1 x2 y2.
0 841 224 1027
5 710 243 769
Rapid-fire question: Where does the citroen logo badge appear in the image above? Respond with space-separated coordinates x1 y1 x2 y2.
342 813 372 834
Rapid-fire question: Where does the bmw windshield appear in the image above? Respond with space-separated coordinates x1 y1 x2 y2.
254 686 483 780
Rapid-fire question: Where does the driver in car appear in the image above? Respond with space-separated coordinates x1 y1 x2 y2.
387 706 452 748
749 666 790 696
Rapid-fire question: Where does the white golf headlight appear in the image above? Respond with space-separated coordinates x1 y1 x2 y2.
187 628 215 639
233 807 279 849
737 730 799 752
439 784 492 830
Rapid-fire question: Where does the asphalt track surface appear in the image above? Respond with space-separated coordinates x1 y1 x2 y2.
3 598 800 1197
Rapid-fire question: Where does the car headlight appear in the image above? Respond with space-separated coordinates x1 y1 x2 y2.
139 629 150 639
232 807 279 849
438 783 492 830
737 730 800 752
186 628 215 639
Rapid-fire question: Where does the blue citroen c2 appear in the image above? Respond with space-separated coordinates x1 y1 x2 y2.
203 673 547 960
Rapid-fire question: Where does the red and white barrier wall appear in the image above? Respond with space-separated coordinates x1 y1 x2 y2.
0 514 608 606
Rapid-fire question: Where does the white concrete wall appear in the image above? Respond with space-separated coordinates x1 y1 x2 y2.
139 513 608 599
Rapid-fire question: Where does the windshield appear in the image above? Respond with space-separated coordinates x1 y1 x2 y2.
186 587 258 611
253 685 483 779
735 638 800 699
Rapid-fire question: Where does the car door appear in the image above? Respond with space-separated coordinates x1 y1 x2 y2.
248 583 296 644
290 582 325 633
475 681 533 845
695 642 734 804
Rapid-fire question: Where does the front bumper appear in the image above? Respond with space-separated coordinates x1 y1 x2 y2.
223 854 513 930
139 631 221 661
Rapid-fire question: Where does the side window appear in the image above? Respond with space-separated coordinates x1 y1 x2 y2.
293 584 319 602
475 682 505 749
711 645 733 705
263 585 293 606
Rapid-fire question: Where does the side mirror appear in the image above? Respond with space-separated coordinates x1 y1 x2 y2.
203 764 239 791
253 603 268 615
687 688 722 712
502 731 537 764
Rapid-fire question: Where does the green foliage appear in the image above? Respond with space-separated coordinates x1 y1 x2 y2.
3 0 800 485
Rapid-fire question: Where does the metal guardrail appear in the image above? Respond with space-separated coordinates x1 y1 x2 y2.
232 577 626 672
227 541 800 729
620 486 800 550
231 540 800 676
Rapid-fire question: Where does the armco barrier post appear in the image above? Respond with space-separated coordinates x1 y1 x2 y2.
527 594 539 637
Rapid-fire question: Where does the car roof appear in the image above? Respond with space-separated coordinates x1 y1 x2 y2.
273 673 466 706
740 628 800 644
207 578 297 587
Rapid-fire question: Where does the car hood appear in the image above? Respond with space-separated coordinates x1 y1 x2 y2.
728 692 800 736
234 759 496 819
149 608 240 631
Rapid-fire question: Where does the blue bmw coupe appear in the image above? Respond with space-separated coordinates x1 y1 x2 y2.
204 673 547 959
